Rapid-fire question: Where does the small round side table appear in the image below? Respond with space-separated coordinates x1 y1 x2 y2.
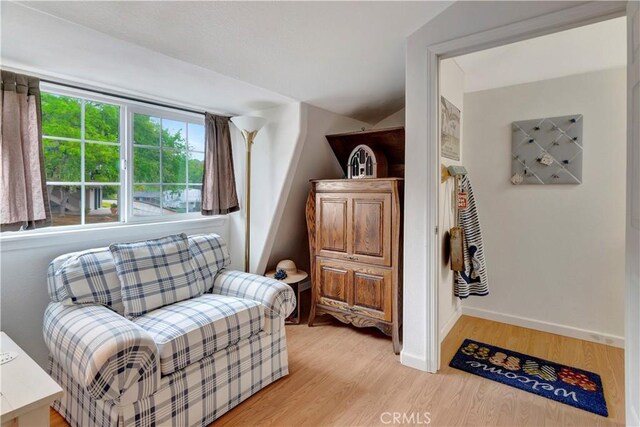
265 261 309 325
283 276 310 324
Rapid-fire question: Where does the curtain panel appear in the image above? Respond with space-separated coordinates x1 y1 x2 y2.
201 113 239 216
0 70 50 229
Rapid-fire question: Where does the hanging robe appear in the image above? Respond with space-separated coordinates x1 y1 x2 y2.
454 174 489 298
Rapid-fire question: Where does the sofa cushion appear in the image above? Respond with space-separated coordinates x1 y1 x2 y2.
133 294 263 375
47 234 231 314
110 234 203 319
188 233 231 292
48 247 125 315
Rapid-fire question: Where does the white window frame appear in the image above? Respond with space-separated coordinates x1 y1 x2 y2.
126 104 205 223
28 82 207 232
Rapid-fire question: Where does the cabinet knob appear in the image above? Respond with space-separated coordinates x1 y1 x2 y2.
346 255 359 261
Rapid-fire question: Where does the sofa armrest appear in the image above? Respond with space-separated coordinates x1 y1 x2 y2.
43 303 160 402
212 270 296 330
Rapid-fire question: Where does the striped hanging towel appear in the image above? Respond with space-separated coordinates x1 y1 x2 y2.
455 175 489 298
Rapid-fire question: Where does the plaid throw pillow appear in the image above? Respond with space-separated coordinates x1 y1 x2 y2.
188 234 231 292
54 247 125 314
109 234 203 319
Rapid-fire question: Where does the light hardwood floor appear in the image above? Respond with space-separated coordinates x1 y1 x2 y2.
51 315 625 426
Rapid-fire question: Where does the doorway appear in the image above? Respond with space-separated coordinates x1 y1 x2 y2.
436 15 627 423
402 2 639 424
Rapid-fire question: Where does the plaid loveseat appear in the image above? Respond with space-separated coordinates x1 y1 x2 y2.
43 233 295 427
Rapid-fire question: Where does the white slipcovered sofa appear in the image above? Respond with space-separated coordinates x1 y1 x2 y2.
43 233 295 426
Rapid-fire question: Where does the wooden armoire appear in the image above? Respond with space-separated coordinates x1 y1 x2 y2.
306 127 404 354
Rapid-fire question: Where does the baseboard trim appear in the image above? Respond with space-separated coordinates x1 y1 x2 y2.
440 306 462 343
400 349 435 373
461 306 624 348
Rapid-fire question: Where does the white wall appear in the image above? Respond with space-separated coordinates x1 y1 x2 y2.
461 68 627 346
231 103 307 274
0 2 292 116
266 105 368 274
438 59 465 342
231 102 367 276
373 109 405 129
0 218 227 368
455 16 627 93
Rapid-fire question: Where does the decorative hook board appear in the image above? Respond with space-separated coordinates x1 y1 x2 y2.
511 114 583 185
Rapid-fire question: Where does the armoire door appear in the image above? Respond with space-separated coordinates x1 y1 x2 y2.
351 264 392 321
315 193 350 259
315 258 352 310
350 193 392 266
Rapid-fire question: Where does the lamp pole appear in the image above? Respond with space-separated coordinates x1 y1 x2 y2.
242 129 258 273
231 115 266 273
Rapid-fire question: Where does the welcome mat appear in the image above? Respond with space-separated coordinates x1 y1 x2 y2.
449 339 607 417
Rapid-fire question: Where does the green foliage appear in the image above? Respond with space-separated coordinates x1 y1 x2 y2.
133 147 160 183
85 143 119 182
42 93 121 183
43 139 81 182
41 92 205 214
42 94 81 139
162 149 187 184
133 114 160 146
85 101 119 142
188 157 204 183
132 114 204 185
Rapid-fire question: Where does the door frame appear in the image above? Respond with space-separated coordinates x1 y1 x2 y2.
625 2 640 425
408 0 628 370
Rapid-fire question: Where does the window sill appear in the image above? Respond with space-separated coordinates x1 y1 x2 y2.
0 215 228 252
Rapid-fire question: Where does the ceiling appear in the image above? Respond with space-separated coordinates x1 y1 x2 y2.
454 16 627 93
19 1 452 124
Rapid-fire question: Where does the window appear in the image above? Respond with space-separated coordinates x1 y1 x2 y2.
42 93 122 227
131 113 204 217
39 87 205 230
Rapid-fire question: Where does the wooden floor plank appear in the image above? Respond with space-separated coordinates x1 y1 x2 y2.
50 315 625 426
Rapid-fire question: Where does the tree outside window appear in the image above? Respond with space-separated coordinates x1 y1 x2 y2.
39 90 205 229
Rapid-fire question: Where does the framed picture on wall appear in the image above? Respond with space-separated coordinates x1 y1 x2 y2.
441 96 461 161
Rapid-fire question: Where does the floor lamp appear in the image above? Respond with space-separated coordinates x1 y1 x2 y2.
230 116 267 272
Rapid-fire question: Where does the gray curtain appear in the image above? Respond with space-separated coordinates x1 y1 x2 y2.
0 70 50 229
201 113 239 215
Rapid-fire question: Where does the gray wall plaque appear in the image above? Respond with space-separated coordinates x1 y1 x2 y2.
511 114 583 185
